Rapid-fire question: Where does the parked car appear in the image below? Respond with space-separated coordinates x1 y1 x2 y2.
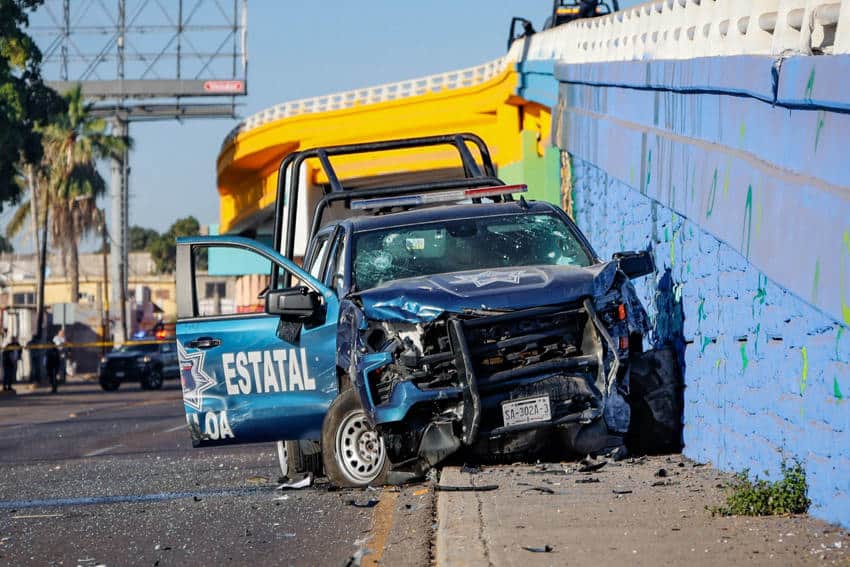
99 340 179 391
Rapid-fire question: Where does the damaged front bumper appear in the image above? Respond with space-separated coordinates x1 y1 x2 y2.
350 293 641 471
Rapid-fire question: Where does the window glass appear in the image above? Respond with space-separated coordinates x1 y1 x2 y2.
352 213 593 290
193 247 273 317
328 235 347 296
306 236 331 279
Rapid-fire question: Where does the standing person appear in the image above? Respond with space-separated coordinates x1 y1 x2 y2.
46 341 60 394
53 328 67 384
2 336 21 393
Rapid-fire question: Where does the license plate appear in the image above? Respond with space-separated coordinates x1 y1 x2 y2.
502 395 551 427
115 371 124 377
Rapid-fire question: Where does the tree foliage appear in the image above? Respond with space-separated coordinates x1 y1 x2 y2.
0 0 65 210
129 225 159 252
40 85 130 300
149 216 203 273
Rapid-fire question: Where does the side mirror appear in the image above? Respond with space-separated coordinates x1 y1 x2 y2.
266 286 322 322
613 250 654 279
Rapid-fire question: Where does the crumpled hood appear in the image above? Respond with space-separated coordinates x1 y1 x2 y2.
356 262 618 323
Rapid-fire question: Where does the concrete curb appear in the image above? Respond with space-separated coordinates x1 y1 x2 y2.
435 467 491 567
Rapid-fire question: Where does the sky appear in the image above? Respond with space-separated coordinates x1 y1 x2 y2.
6 0 643 253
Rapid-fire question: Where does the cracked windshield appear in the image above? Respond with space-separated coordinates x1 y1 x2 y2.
353 213 593 290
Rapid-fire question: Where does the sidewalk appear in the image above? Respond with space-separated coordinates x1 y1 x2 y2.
435 455 850 566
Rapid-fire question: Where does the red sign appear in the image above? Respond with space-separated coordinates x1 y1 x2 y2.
203 80 245 94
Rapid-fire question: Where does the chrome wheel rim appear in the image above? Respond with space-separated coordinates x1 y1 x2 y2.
335 410 385 485
276 441 289 478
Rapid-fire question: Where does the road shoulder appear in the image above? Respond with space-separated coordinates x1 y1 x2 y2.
434 456 850 566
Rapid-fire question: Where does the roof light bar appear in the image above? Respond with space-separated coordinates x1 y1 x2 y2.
350 184 527 210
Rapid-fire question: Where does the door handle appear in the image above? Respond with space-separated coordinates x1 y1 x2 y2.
186 337 221 350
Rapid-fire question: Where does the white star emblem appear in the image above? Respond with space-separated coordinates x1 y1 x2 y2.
178 341 217 412
450 269 534 288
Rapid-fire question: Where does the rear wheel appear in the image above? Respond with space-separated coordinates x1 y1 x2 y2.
100 376 120 391
322 389 388 488
276 440 323 479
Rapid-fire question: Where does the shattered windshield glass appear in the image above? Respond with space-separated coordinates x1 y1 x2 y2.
353 213 594 290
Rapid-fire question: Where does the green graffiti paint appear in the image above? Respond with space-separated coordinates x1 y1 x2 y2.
835 377 844 400
842 231 850 326
815 110 825 152
752 274 767 317
739 122 746 142
800 347 809 396
698 298 707 322
754 323 761 356
740 342 749 374
670 230 677 267
646 150 652 189
805 68 816 100
701 335 712 354
706 168 718 219
723 170 730 198
630 165 635 185
741 185 753 259
838 327 845 359
812 258 821 304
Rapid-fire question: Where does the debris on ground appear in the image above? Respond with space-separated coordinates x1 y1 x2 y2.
612 488 633 495
347 498 380 508
245 475 270 485
520 486 556 495
277 472 313 490
655 468 668 478
575 477 601 484
578 457 607 473
521 544 554 553
435 484 499 492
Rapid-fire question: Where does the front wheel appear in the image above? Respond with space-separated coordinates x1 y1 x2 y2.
321 389 388 488
141 368 164 390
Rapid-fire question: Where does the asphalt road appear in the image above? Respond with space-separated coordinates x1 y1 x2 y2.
0 381 376 566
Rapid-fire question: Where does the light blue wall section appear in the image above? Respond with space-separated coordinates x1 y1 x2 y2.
520 54 850 528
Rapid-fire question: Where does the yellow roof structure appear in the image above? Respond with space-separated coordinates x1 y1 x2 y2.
217 62 555 235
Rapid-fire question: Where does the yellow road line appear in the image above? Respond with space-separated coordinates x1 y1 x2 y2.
363 489 399 567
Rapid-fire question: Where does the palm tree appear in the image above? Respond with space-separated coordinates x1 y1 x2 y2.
40 85 130 302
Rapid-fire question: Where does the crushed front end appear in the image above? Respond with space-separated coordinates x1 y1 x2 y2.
343 276 647 474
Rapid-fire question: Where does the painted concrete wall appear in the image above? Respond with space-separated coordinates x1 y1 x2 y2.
546 55 850 528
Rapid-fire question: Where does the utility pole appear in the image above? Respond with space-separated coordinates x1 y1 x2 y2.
100 210 109 354
110 118 129 345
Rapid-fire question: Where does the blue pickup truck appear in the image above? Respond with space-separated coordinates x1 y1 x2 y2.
175 134 679 487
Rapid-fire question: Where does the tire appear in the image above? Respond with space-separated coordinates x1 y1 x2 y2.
141 367 164 390
276 440 323 479
626 347 684 454
322 388 389 488
100 377 120 391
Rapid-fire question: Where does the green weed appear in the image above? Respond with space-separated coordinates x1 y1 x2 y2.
710 461 810 517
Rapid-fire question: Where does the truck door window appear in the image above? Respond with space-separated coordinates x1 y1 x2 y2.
305 235 331 279
326 234 347 296
192 246 275 317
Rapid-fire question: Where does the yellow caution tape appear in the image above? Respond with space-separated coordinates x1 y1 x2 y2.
1 339 173 351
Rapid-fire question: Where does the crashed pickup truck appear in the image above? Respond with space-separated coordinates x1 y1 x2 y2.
176 134 679 487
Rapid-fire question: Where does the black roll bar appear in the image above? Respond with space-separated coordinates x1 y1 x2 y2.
270 133 503 287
